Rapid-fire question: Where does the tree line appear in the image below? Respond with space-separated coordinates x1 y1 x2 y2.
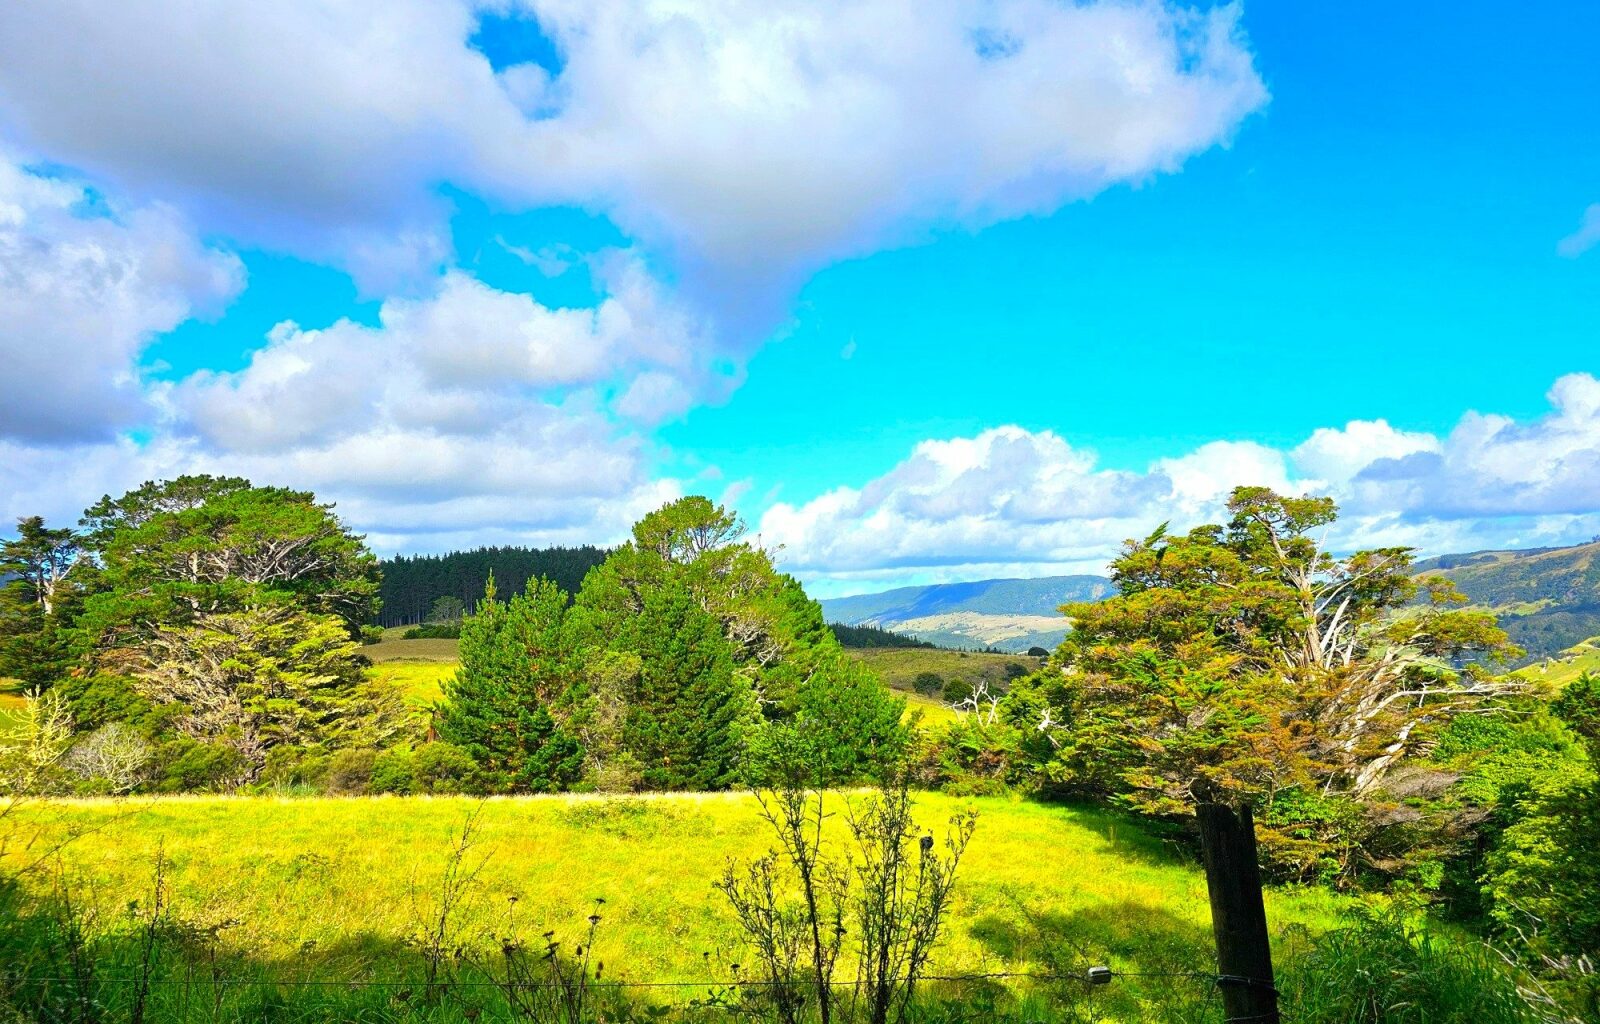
0 480 905 796
377 546 609 627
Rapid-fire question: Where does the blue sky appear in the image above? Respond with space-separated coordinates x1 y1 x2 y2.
1 2 1597 596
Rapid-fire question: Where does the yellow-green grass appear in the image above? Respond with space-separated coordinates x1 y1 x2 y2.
366 635 461 663
845 647 1036 693
5 793 1346 985
0 677 25 737
1514 636 1600 688
368 659 456 707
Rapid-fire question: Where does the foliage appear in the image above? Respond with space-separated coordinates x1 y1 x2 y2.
829 622 933 649
750 653 908 787
377 544 608 627
912 671 942 696
77 474 380 650
130 605 400 784
0 516 83 688
438 577 585 793
1000 486 1521 880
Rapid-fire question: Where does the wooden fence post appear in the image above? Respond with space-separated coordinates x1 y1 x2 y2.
1196 802 1279 1024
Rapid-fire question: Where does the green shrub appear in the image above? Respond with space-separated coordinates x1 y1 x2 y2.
942 678 974 704
412 741 476 793
913 671 944 696
258 745 330 791
157 741 247 792
371 747 416 794
324 748 377 794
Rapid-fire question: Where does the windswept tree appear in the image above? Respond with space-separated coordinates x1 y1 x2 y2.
1006 486 1520 878
133 605 399 784
78 475 379 650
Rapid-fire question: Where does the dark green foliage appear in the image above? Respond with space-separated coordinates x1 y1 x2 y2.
941 678 973 704
619 581 752 791
413 742 476 793
751 653 908 786
156 740 248 792
78 475 379 644
912 671 943 696
437 577 585 793
376 545 608 627
0 515 83 688
828 622 932 648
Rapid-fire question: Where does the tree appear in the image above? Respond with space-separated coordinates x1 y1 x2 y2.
754 653 908 786
617 579 754 791
437 577 584 793
912 672 943 696
427 595 466 624
78 476 379 649
0 517 83 688
131 605 397 784
1 516 84 616
1004 487 1520 878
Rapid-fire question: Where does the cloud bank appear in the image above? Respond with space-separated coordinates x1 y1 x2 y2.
761 375 1600 592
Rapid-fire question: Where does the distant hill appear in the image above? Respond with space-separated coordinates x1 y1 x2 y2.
820 575 1113 652
1414 539 1600 663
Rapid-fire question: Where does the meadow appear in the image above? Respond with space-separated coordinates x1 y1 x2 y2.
2 791 1347 1018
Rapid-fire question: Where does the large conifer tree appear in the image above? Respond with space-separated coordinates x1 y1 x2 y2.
437 576 583 792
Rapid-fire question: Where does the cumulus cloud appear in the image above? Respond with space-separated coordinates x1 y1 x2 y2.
1 254 719 550
0 1 1266 309
0 153 242 443
1557 203 1600 258
761 376 1600 590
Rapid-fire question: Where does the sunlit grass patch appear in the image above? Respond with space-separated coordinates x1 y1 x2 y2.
5 792 1348 986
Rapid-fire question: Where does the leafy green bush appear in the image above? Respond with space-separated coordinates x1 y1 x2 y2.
942 678 974 704
412 741 476 793
323 748 376 794
403 623 461 640
371 747 416 794
913 671 944 696
157 740 248 792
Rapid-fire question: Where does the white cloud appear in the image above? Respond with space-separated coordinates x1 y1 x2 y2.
0 152 242 442
1557 203 1600 258
761 376 1600 590
0 1 1267 309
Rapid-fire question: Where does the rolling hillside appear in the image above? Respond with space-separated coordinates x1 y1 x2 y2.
1415 538 1600 663
820 575 1112 651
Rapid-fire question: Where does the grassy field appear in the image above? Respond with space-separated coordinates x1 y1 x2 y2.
844 647 1038 693
4 792 1346 992
1514 635 1600 688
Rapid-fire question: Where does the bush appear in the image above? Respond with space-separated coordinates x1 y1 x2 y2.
324 748 377 794
1280 909 1546 1024
371 747 416 794
258 745 330 791
942 678 974 704
157 741 248 792
413 742 476 793
63 723 152 793
912 671 943 696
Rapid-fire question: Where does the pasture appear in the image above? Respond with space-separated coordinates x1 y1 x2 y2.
4 792 1346 993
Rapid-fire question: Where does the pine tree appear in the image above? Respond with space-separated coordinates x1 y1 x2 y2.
437 575 584 793
621 580 753 791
